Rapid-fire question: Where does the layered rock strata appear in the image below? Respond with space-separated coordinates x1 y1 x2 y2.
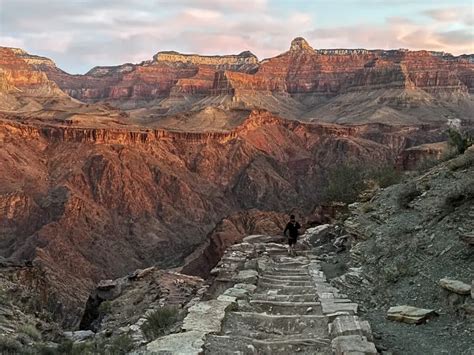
2 38 470 124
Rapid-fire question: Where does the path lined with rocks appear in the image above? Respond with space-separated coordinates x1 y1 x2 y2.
146 235 377 354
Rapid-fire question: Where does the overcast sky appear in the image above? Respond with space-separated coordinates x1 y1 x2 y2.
1 0 473 74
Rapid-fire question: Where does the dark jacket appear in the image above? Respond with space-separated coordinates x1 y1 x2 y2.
284 221 301 239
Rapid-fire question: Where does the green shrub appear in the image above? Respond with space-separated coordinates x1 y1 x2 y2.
0 335 23 354
396 183 421 209
321 162 402 204
107 334 134 354
360 202 375 213
321 164 367 204
98 301 112 315
447 150 474 171
141 307 179 340
447 128 473 155
18 324 41 341
368 164 402 188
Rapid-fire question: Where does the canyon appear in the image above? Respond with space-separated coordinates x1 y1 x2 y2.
0 37 473 341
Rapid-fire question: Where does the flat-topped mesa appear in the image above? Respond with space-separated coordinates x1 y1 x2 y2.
289 37 314 52
7 47 57 69
86 64 136 77
316 49 372 56
153 50 258 66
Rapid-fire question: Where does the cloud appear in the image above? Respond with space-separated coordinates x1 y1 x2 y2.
423 6 474 26
0 0 472 73
0 36 25 48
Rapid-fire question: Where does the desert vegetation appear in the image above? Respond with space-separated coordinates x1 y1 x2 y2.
321 162 402 204
141 307 179 340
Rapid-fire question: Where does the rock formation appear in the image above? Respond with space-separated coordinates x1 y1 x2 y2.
0 38 473 349
0 107 447 326
2 38 470 124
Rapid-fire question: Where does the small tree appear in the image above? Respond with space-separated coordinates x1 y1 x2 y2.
321 164 367 204
447 128 473 155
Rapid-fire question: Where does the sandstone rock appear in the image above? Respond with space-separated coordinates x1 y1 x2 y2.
182 300 234 332
321 300 358 315
223 287 250 300
233 283 257 293
439 278 471 295
63 330 95 342
387 305 438 324
331 335 377 355
243 235 273 244
217 295 237 303
232 270 259 284
329 315 373 341
146 330 206 355
97 280 116 290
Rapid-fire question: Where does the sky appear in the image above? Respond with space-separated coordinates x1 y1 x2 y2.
0 0 473 74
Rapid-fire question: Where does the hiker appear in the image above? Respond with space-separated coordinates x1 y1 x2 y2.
283 214 301 256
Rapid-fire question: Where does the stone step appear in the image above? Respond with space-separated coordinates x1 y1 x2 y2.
321 300 358 315
269 267 310 273
252 293 318 302
222 312 328 337
329 315 373 341
249 300 322 315
271 261 310 267
258 278 314 287
261 273 312 281
204 334 331 355
257 284 317 295
267 268 310 275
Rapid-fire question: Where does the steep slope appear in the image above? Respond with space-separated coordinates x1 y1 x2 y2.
0 109 445 326
328 148 474 354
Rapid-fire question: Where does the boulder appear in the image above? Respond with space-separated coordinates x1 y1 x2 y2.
234 283 257 293
330 315 373 341
243 235 273 244
183 300 234 333
387 305 438 324
97 280 116 290
146 330 206 354
232 270 258 284
63 330 95 342
331 335 377 355
223 287 250 299
439 278 471 295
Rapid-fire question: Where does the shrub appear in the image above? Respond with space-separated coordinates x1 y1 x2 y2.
108 334 134 354
321 162 402 204
141 307 179 340
0 336 23 354
98 300 112 315
447 128 473 155
396 183 421 209
368 164 402 188
447 150 474 171
18 324 41 341
321 164 367 204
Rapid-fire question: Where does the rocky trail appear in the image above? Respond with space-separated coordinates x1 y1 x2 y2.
145 235 376 354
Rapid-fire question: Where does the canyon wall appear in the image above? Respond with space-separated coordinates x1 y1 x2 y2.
0 110 444 326
21 38 473 110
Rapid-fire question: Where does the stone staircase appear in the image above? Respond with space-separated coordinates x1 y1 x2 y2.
145 236 377 354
